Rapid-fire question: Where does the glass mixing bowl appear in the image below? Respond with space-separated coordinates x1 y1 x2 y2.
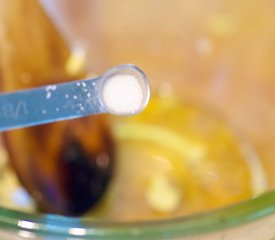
2 0 275 239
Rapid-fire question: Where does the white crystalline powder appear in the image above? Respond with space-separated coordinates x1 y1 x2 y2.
102 74 144 115
46 92 51 99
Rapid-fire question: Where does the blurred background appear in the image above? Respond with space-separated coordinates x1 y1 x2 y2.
41 0 275 188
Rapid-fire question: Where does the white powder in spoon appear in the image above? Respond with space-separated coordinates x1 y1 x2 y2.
102 74 144 115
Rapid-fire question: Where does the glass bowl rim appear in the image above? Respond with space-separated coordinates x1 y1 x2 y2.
0 190 275 238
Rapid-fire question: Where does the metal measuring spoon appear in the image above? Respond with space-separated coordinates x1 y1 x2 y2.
0 64 150 131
